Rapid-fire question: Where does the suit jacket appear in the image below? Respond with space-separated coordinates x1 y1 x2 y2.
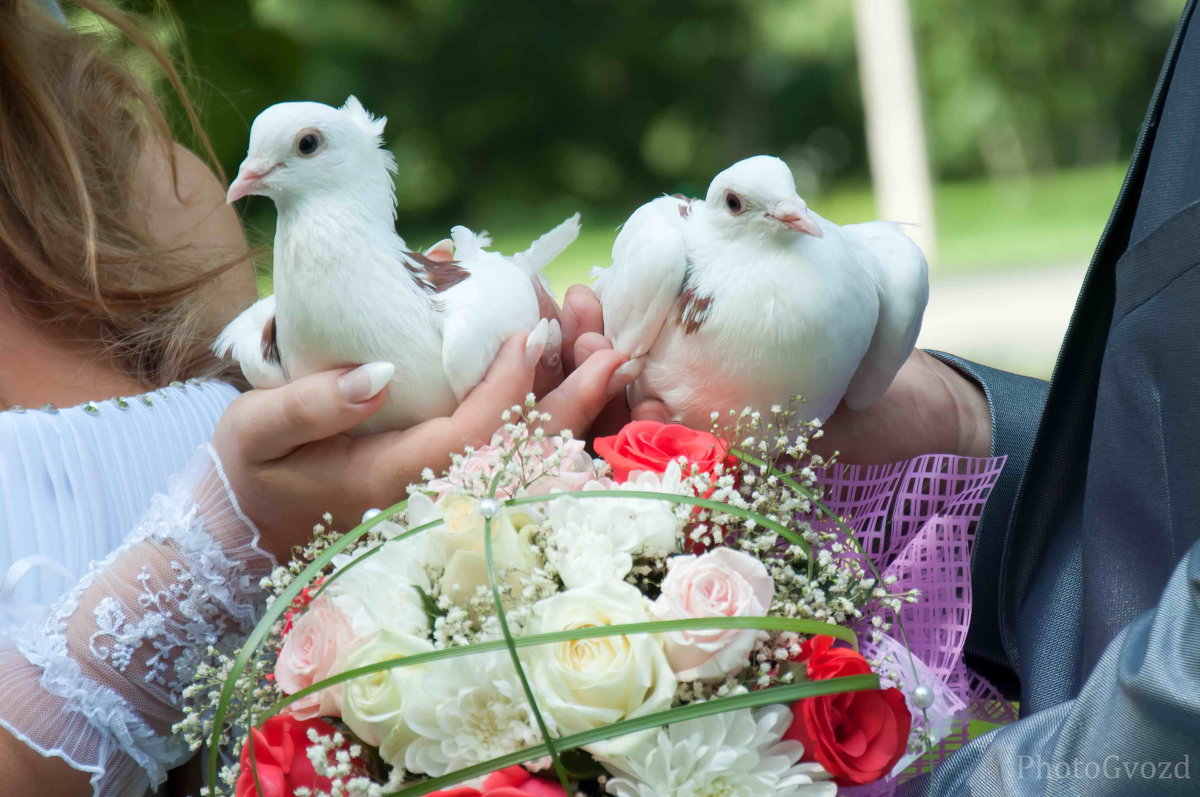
913 1 1200 793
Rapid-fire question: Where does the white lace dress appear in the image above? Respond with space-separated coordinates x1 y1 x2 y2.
0 380 274 795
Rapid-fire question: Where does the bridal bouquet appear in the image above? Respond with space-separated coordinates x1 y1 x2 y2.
181 401 1010 797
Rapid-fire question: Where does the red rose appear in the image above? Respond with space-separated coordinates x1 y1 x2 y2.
429 765 568 797
235 715 339 797
594 420 732 482
784 635 912 786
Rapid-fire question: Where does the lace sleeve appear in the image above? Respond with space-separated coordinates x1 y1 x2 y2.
0 445 274 797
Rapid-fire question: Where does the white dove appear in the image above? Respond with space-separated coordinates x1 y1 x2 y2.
593 155 928 429
214 97 579 435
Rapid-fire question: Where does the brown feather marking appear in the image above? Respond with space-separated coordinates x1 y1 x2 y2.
261 314 281 366
677 288 713 335
404 251 470 294
671 193 695 218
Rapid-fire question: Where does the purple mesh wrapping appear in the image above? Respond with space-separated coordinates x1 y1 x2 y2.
801 454 1015 795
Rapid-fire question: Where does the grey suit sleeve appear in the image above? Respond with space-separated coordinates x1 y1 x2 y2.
922 538 1200 795
926 352 1049 679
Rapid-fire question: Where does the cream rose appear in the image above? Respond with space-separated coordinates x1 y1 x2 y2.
340 630 433 747
525 582 676 757
274 595 355 720
423 495 540 607
649 548 775 680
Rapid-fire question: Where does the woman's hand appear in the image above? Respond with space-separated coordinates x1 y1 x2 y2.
558 283 991 464
213 331 634 557
560 284 668 435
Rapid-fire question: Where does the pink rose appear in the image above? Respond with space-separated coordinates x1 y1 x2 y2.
275 595 355 720
649 548 774 680
594 421 733 482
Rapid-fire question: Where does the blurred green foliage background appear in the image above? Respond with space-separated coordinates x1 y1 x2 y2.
101 0 1186 289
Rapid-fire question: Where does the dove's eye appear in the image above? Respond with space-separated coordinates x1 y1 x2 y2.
725 191 745 214
295 129 323 157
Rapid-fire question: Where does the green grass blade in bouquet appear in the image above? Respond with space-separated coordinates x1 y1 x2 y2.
205 498 416 785
386 673 880 797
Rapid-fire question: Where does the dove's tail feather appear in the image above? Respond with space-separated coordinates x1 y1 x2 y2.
514 213 581 276
448 225 494 261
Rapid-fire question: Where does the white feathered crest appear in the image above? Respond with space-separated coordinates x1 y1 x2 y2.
340 95 397 176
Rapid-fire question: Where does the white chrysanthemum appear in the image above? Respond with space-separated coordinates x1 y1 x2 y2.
328 534 430 638
602 705 835 797
546 465 685 588
383 650 541 777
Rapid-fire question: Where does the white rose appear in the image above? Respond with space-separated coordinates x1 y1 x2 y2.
340 630 433 747
404 490 441 528
329 536 431 638
525 582 676 757
649 548 775 680
424 495 540 607
546 470 683 589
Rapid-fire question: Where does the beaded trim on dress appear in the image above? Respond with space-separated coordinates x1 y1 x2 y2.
3 377 213 415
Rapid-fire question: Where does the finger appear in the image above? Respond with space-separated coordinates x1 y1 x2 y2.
533 318 565 399
537 349 634 436
589 394 634 438
631 397 672 423
451 332 537 441
573 330 612 370
562 284 604 370
225 362 394 462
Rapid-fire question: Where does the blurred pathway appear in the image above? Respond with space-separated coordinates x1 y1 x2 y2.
917 262 1088 379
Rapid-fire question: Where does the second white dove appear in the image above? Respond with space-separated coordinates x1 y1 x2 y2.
594 155 929 428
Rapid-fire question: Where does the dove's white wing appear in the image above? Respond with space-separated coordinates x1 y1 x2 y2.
212 294 288 389
439 234 542 403
840 222 930 411
593 196 688 359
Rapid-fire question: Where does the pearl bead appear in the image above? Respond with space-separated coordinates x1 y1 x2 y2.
361 508 383 523
478 498 502 519
911 685 935 709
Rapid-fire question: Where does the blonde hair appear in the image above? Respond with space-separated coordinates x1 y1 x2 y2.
0 0 250 388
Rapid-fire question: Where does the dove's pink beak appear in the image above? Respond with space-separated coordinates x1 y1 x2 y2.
769 200 823 238
226 159 280 204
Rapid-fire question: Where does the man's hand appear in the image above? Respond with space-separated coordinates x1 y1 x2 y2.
817 349 992 464
214 331 634 557
559 283 991 463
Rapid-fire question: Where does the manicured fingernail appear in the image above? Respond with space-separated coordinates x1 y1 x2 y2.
541 319 563 370
606 359 642 397
339 361 395 404
525 318 549 369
